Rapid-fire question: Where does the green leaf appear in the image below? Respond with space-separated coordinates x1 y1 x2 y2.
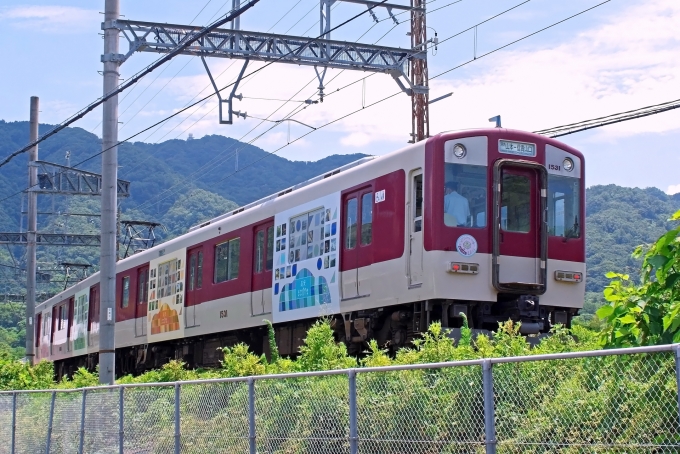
648 255 669 270
605 271 618 279
618 314 637 325
596 305 615 319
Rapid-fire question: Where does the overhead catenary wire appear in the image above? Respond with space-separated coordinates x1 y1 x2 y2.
533 97 680 138
148 0 623 195
0 0 391 206
1 0 614 208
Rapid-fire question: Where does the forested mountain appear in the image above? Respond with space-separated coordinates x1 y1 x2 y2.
0 120 678 322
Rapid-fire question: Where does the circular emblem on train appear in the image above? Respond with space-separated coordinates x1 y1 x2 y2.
456 234 477 257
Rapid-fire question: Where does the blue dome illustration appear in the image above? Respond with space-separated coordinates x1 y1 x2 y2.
278 268 331 312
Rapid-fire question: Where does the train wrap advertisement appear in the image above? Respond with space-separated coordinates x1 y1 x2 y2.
147 248 187 343
272 192 341 323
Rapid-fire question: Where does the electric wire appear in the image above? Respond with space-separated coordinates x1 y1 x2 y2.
143 0 623 198
1 0 613 207
534 97 680 138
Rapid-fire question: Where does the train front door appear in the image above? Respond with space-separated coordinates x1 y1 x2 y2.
185 246 203 328
493 160 547 293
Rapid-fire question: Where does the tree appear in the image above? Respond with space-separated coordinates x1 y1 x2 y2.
597 210 680 347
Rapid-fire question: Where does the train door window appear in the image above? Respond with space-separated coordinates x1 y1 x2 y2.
35 313 42 347
346 198 357 249
266 226 274 271
413 174 423 232
215 237 240 283
501 174 531 233
444 163 487 228
189 254 196 291
89 286 100 333
197 251 203 288
137 268 149 304
547 175 581 238
59 304 69 330
360 192 373 245
121 276 130 308
255 230 265 273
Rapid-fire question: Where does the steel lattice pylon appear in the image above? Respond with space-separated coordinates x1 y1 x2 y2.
410 0 429 143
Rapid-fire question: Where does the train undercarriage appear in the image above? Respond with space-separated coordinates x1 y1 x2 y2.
53 295 578 380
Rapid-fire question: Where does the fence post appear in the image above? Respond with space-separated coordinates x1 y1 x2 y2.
45 391 56 454
78 389 87 454
175 383 181 454
11 392 17 454
348 369 358 454
119 387 124 454
674 345 680 428
482 360 497 454
248 378 256 454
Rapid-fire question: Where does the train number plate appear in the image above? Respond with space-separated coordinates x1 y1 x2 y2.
499 140 536 157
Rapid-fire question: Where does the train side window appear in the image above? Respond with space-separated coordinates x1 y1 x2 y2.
444 163 487 228
346 198 357 249
255 230 265 273
137 269 149 304
266 226 274 271
547 174 581 238
501 174 531 233
121 276 130 308
215 237 240 283
197 252 203 289
360 192 373 245
413 174 423 232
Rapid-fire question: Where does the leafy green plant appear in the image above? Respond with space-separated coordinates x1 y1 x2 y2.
597 210 680 347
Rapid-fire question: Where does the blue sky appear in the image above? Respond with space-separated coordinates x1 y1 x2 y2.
1 0 679 193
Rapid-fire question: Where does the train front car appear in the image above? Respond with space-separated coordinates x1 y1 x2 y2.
424 129 585 333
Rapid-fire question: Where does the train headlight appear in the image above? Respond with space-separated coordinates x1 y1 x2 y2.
563 157 574 172
453 143 467 159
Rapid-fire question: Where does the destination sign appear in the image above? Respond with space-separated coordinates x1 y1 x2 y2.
498 140 536 157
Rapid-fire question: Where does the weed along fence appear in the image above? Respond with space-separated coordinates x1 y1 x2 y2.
1 344 679 454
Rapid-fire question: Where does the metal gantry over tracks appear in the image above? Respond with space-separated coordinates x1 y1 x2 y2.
110 0 430 139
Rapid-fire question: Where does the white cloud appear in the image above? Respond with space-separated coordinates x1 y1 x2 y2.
427 0 680 140
0 6 99 33
667 184 680 195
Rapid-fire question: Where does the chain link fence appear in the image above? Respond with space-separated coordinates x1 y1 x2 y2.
1 344 679 453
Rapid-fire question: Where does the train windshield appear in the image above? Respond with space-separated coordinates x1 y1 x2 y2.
444 163 487 228
547 175 580 238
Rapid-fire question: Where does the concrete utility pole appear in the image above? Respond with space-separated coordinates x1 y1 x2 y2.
100 0 121 385
26 96 39 364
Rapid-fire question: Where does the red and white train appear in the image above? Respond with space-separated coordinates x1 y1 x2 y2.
34 128 585 376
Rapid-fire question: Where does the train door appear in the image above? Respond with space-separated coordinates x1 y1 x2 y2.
88 284 100 347
252 223 274 316
493 160 548 293
408 170 424 287
186 247 203 328
342 188 373 299
135 266 149 336
50 306 57 355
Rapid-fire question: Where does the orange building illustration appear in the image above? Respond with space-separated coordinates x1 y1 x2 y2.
150 303 181 334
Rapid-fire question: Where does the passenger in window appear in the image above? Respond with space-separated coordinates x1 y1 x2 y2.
444 181 470 227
